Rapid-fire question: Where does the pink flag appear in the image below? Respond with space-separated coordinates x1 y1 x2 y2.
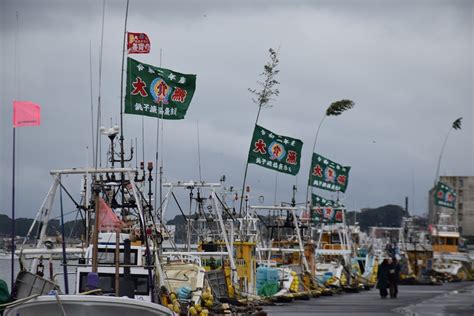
98 198 122 232
13 101 41 128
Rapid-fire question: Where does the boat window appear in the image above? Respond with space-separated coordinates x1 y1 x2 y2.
446 238 455 245
79 272 149 295
331 234 341 244
97 248 138 265
202 258 223 268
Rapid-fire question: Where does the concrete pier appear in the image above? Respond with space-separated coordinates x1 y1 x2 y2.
263 282 474 315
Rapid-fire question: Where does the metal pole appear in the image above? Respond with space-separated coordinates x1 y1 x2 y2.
119 0 130 228
154 107 160 217
59 179 69 294
11 11 19 290
291 208 309 272
128 176 155 302
119 0 130 168
114 230 120 296
11 128 16 288
153 50 163 223
187 190 193 252
91 182 100 273
89 41 95 162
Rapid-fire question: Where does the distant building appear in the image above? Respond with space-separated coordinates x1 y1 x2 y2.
429 176 474 240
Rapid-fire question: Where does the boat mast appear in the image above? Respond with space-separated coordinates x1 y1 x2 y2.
119 0 130 169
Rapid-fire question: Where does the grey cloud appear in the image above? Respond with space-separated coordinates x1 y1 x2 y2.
1 0 472 220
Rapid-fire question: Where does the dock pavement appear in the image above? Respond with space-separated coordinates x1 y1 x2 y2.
262 282 474 315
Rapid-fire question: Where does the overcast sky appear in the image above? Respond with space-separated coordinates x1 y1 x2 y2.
0 0 472 222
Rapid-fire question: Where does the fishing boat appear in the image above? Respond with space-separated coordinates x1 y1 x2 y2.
5 162 218 315
4 294 173 316
160 180 242 299
312 208 364 291
430 214 473 281
252 205 320 298
349 225 377 288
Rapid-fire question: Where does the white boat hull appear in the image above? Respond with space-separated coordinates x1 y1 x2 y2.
4 295 173 316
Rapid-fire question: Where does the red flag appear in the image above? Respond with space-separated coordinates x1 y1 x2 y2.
13 101 41 128
98 198 122 232
127 32 151 54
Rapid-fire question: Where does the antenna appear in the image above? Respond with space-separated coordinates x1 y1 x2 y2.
95 0 106 169
135 137 138 168
15 11 20 98
141 117 145 164
119 0 130 167
89 41 95 165
273 172 278 205
154 48 164 220
197 121 202 182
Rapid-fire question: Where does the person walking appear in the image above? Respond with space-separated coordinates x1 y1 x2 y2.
389 257 400 298
377 258 390 299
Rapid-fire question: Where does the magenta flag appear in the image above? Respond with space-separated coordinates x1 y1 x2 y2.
13 101 41 128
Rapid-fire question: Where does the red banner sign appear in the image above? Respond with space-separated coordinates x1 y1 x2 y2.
127 32 151 54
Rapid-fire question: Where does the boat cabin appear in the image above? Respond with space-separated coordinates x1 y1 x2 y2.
76 233 153 302
431 231 459 253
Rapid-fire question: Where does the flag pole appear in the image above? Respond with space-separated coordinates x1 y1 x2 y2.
11 127 16 288
119 0 130 168
154 48 163 223
95 0 106 169
11 10 19 290
238 48 279 216
305 100 354 212
118 0 130 232
238 104 263 216
305 115 326 212
159 48 164 225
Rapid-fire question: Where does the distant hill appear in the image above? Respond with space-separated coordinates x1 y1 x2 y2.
346 204 409 232
0 214 84 239
0 205 416 239
166 214 186 225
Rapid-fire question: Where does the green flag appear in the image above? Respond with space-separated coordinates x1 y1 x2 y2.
434 182 457 209
247 124 303 175
125 57 196 120
333 209 344 223
311 194 344 224
308 153 350 193
311 207 345 224
311 207 323 223
311 193 338 207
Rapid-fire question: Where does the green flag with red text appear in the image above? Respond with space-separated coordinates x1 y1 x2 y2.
311 193 344 224
247 125 303 175
308 152 350 193
311 193 338 207
125 57 196 120
434 182 457 209
311 207 345 224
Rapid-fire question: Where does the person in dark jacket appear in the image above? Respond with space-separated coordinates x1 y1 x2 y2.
377 258 390 299
388 257 401 298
